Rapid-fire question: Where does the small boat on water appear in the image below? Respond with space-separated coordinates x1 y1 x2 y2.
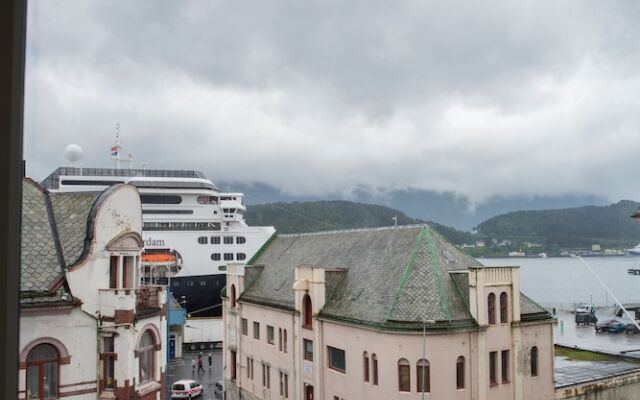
627 243 640 255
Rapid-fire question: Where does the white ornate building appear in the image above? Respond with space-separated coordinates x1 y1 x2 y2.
18 179 166 400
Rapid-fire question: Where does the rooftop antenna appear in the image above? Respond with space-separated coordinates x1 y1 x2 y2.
111 123 122 169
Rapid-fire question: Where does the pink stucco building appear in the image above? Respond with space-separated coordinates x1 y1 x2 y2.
223 225 554 400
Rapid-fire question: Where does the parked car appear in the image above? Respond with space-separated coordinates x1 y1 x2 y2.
607 321 626 333
574 304 597 325
171 379 203 399
213 381 224 399
626 322 640 334
595 319 619 333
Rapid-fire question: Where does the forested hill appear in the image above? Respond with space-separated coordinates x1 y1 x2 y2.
244 200 474 244
477 200 640 248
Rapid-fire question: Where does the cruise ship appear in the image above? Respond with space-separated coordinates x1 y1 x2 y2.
42 162 275 346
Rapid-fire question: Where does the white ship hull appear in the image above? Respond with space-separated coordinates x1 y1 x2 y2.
42 166 275 345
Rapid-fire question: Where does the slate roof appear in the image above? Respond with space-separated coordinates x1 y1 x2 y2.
20 179 101 307
49 191 101 265
241 225 551 331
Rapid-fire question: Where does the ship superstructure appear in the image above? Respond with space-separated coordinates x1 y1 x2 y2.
42 166 275 345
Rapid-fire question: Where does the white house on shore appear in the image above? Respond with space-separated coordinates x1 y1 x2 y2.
223 225 555 400
18 179 166 400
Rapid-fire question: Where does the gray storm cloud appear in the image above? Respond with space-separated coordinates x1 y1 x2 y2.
24 0 640 203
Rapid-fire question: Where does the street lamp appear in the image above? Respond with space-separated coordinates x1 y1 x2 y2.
421 319 435 400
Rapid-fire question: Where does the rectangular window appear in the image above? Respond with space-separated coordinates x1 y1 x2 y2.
267 325 275 345
261 363 270 388
284 372 288 398
327 346 346 373
364 353 370 382
280 372 284 396
501 350 510 383
372 355 378 385
109 256 118 288
241 318 248 335
211 253 221 261
489 351 498 386
224 253 234 261
249 358 254 379
230 351 237 380
304 339 313 361
246 357 251 379
283 329 288 353
211 236 221 244
101 336 116 390
224 236 234 244
266 365 270 388
278 328 282 351
253 322 260 339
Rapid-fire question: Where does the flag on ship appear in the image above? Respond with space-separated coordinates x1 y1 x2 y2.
111 145 119 156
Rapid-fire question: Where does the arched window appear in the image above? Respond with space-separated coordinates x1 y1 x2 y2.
363 351 370 382
531 346 538 377
372 354 379 385
26 344 59 400
417 359 430 393
398 358 410 392
138 330 156 383
230 284 236 308
487 293 496 325
302 294 312 329
456 356 465 389
500 292 508 323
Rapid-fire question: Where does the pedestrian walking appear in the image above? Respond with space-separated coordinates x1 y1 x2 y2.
208 352 212 369
197 353 205 373
191 357 196 373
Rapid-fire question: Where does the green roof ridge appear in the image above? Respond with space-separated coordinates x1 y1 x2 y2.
246 231 278 265
384 228 427 322
424 226 452 321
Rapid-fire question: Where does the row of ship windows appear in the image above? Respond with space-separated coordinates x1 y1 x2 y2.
211 253 247 261
198 236 246 245
140 195 243 205
143 222 221 231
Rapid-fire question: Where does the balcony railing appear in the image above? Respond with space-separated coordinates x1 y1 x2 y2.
98 287 164 319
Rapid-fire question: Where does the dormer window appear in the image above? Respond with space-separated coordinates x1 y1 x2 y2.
302 294 313 329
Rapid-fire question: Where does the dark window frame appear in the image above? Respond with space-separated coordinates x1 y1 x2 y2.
303 339 313 361
488 293 496 325
398 358 410 392
417 358 430 393
327 346 346 373
500 292 508 323
489 351 498 386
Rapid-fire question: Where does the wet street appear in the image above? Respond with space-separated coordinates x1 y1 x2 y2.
167 350 223 399
553 307 640 357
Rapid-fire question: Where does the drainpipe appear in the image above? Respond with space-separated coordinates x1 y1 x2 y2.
97 317 101 398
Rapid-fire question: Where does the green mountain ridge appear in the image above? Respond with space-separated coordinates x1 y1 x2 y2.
245 199 640 255
244 200 475 244
476 200 640 249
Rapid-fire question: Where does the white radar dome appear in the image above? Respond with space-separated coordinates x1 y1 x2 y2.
64 144 83 163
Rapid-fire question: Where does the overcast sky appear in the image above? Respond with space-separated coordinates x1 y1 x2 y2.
24 1 640 203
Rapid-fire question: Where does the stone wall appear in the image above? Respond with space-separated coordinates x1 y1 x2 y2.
556 369 640 400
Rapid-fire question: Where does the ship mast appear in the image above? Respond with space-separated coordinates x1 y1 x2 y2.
112 123 123 169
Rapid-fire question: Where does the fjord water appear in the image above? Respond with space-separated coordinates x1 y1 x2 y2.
479 256 640 309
